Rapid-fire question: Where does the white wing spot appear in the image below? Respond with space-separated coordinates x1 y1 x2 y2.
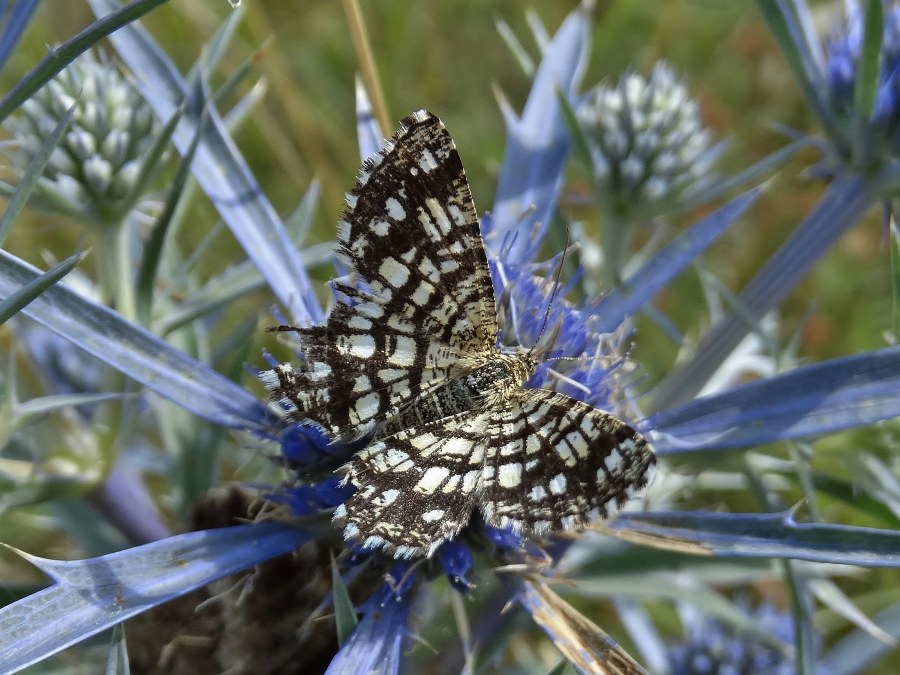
386 197 406 220
443 437 473 456
349 316 372 331
379 257 410 287
411 280 435 306
421 509 445 522
380 489 400 505
416 466 450 494
309 362 331 381
418 256 441 282
461 469 481 494
529 485 547 502
377 368 407 383
425 198 452 235
548 473 567 495
498 463 522 488
604 449 623 473
419 148 438 172
555 440 575 466
388 335 416 366
370 219 390 236
352 375 372 393
418 209 442 242
348 334 375 358
466 443 485 465
385 448 410 468
447 203 466 225
352 391 381 423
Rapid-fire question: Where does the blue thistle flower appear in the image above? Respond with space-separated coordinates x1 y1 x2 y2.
667 601 808 675
823 1 900 169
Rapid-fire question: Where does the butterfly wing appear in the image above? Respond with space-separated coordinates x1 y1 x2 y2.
263 111 498 440
333 410 491 558
479 390 656 533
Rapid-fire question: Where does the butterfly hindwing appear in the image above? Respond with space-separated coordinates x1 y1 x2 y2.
333 410 491 558
480 390 655 533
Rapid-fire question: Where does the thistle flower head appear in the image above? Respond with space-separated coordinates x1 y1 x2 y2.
824 2 900 168
667 602 802 675
576 62 719 221
3 51 161 227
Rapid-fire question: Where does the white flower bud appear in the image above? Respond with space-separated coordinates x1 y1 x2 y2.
83 155 113 195
576 60 718 218
3 50 164 227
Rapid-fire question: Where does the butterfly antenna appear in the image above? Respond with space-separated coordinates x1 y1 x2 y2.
528 226 573 357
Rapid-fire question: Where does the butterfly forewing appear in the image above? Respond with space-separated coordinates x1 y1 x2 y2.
263 110 656 557
262 111 497 440
336 111 498 353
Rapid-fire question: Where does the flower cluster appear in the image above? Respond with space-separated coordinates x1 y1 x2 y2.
3 51 160 227
814 0 900 174
827 4 900 134
576 62 719 221
667 602 803 675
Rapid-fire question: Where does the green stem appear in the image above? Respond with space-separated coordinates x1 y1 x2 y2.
94 231 118 307
115 220 138 322
599 208 632 289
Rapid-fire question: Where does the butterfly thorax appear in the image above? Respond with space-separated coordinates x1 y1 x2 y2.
378 351 535 439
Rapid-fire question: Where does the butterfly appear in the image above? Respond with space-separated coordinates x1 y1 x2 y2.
262 110 655 558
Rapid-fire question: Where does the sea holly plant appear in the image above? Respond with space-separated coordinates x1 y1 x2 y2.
573 61 725 290
1 2 900 674
652 0 900 410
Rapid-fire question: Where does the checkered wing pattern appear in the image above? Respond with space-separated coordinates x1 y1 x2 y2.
263 109 657 558
331 389 654 557
480 390 655 533
262 111 497 441
333 411 491 558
